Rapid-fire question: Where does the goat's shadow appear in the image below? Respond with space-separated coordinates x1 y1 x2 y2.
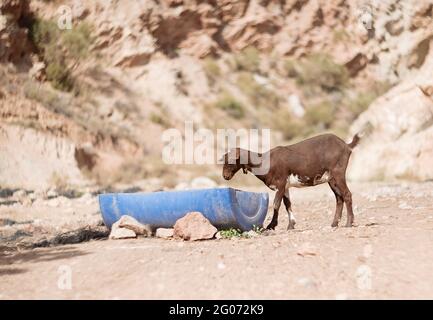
0 246 90 275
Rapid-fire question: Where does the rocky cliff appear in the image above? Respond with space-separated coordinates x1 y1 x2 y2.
1 0 433 190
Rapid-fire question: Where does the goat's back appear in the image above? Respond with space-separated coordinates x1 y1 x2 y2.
270 134 351 173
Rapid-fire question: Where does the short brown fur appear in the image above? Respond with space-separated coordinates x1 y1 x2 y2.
222 133 361 230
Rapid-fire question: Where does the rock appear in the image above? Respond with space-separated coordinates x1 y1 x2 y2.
222 4 283 51
174 182 190 190
47 226 109 245
155 228 174 239
114 49 153 68
180 32 218 58
335 293 349 300
245 230 260 238
173 211 217 241
78 192 94 204
297 243 317 257
344 53 368 77
297 277 316 288
288 94 305 118
117 215 152 236
21 197 32 207
320 226 332 232
109 224 137 240
217 261 226 270
190 177 217 189
29 61 45 81
215 231 223 240
398 202 413 210
46 198 60 208
12 190 27 201
0 0 32 64
0 218 16 227
46 189 58 198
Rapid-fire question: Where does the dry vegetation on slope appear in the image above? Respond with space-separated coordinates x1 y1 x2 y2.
1 0 433 190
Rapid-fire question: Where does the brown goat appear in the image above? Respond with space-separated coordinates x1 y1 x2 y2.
221 133 361 230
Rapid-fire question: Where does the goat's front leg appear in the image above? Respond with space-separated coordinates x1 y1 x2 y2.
283 189 296 230
266 188 284 230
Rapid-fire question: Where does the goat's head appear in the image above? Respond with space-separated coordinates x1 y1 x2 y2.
221 148 248 180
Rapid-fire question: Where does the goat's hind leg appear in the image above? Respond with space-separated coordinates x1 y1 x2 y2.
283 190 296 230
331 152 354 227
328 180 344 227
334 178 354 227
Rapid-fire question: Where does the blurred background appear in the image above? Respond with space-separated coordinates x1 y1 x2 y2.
1 0 432 192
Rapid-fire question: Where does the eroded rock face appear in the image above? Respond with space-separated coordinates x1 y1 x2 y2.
0 123 88 190
0 0 31 64
1 0 433 191
349 52 433 182
173 212 217 241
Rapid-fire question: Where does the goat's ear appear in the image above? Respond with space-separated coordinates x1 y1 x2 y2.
235 148 241 160
226 148 240 164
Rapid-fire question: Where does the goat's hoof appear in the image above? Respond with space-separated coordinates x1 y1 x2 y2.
287 220 296 230
331 222 339 228
266 223 276 230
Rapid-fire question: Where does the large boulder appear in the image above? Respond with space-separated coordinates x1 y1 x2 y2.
173 212 217 241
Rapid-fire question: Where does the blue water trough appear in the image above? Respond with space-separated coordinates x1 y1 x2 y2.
99 187 269 231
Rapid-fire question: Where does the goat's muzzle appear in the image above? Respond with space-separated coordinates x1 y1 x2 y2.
223 173 232 180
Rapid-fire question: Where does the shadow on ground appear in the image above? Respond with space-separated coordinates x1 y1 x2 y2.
0 246 89 274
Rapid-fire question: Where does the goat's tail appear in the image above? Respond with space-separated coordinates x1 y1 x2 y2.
348 134 361 149
347 122 373 149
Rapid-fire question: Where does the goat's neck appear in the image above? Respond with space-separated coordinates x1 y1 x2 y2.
243 151 268 184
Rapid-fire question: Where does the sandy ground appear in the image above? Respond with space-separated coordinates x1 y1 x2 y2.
1 182 433 299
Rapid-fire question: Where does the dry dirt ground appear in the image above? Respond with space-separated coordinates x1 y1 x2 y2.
1 182 433 299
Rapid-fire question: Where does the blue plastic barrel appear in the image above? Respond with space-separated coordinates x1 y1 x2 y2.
99 188 269 231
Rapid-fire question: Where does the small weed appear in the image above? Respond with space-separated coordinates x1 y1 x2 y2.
272 109 306 141
29 18 92 91
49 172 69 191
295 53 349 93
150 112 171 128
252 225 265 234
233 47 260 72
305 100 335 129
333 29 350 43
62 23 92 60
347 91 377 117
219 226 264 239
283 58 301 78
346 81 392 119
23 81 71 115
212 93 245 119
236 72 280 108
219 228 243 239
203 57 221 85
